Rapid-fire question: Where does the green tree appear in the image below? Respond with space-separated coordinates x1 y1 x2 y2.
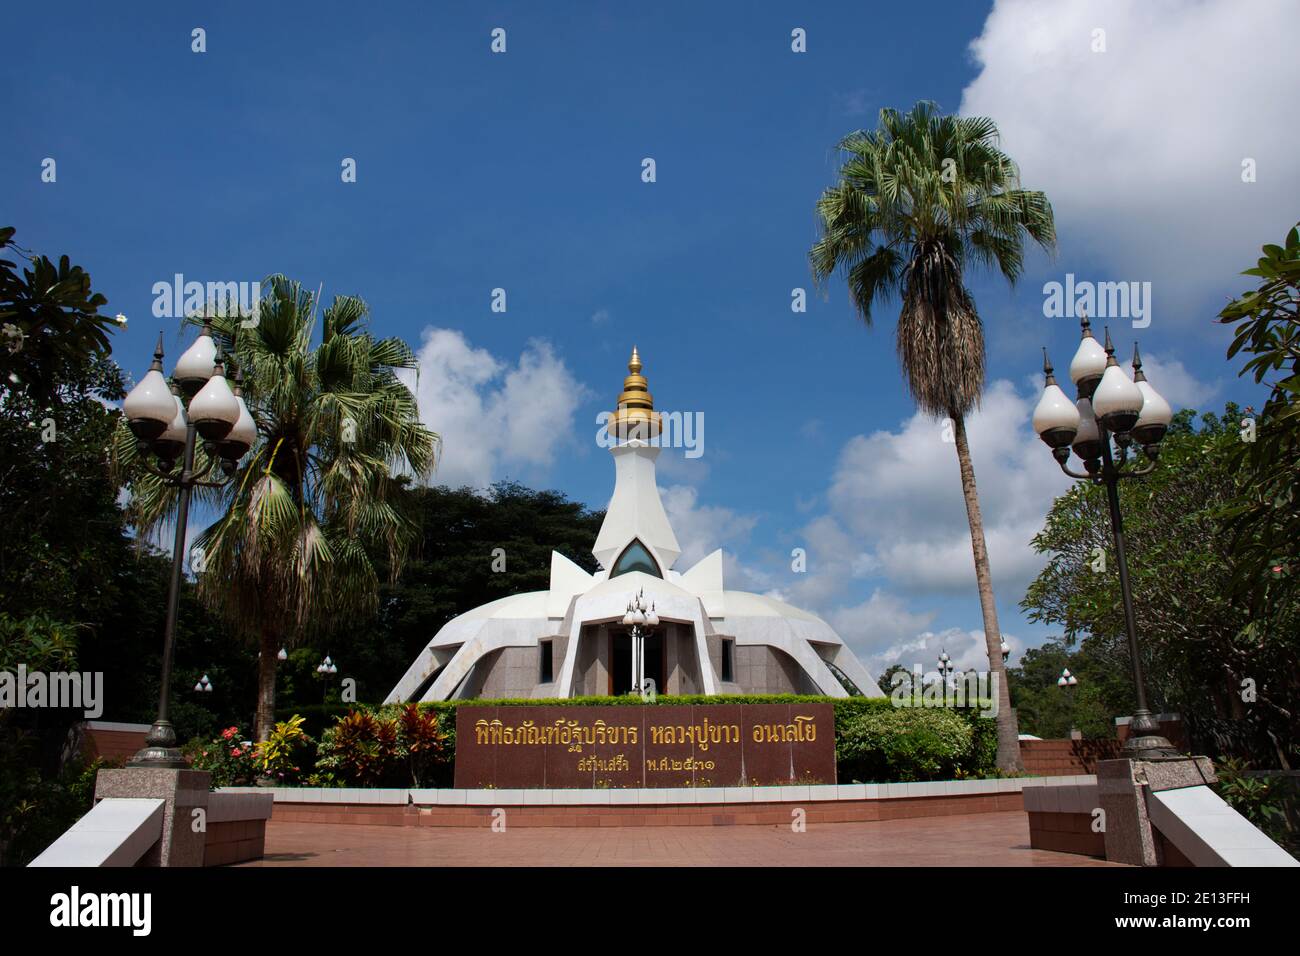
267 481 603 728
0 350 126 624
877 664 913 697
1006 639 1124 740
363 481 603 696
0 226 121 404
1218 224 1300 616
1022 406 1298 764
118 277 438 739
810 101 1056 771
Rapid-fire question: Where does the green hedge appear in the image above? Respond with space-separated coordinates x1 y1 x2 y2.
275 694 999 785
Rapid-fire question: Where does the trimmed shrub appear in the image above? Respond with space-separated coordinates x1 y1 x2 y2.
836 706 974 782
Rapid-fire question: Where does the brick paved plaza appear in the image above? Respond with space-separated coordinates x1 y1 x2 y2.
236 810 1123 867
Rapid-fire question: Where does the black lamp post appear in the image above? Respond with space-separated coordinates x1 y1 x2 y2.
1031 314 1180 760
122 320 256 768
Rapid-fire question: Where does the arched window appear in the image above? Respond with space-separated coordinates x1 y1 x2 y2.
610 539 661 579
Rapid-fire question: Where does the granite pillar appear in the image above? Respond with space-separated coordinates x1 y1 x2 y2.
94 768 211 867
1097 755 1216 866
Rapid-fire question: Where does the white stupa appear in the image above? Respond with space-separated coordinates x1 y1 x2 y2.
386 349 883 702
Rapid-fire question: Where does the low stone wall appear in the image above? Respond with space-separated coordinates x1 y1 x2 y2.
1028 811 1106 858
205 819 268 866
273 794 1025 828
1019 739 1121 776
63 721 150 765
221 779 1028 829
204 792 273 867
1023 778 1106 858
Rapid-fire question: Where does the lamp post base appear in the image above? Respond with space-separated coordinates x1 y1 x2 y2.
127 719 189 770
1121 709 1183 760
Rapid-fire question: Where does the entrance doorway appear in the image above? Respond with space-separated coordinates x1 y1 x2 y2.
609 629 665 696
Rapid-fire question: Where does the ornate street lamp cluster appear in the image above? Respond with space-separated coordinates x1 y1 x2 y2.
621 589 659 698
121 318 257 768
1031 314 1179 759
317 655 339 704
937 649 955 688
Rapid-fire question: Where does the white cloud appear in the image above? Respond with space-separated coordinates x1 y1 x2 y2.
655 445 712 483
402 328 589 489
959 0 1300 313
773 365 1217 664
862 626 1020 679
660 483 758 574
823 378 1067 596
825 590 938 669
1138 353 1220 409
591 308 611 326
837 89 873 117
772 383 1057 674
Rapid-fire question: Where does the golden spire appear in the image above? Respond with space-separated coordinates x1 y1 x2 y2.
610 345 660 440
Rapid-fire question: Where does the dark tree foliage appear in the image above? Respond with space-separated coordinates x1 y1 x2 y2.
0 226 120 404
1007 639 1131 740
276 480 604 713
1218 224 1300 615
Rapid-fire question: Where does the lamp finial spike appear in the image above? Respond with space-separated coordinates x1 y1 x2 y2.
1132 341 1147 381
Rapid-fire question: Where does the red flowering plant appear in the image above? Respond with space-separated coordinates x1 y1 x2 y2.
183 726 260 787
315 710 395 786
316 705 448 787
398 703 447 787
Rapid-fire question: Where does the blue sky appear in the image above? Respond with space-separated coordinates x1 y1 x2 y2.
4 0 1296 676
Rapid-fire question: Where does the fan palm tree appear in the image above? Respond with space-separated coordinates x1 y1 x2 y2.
118 276 437 739
810 101 1055 772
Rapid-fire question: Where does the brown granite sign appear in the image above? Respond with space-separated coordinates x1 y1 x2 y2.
453 703 836 789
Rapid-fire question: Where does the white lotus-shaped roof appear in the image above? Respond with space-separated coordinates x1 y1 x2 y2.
385 348 883 703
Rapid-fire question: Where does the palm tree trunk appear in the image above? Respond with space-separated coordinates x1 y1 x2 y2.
256 629 278 742
950 412 1023 773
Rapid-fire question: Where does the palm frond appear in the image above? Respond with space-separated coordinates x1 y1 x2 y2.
810 101 1054 414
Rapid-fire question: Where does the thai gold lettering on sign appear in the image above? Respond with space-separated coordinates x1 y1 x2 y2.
577 754 630 773
456 704 836 789
648 717 740 750
473 717 638 754
645 756 716 772
750 714 817 744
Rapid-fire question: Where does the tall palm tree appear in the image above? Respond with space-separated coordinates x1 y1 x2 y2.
120 277 437 739
810 101 1055 772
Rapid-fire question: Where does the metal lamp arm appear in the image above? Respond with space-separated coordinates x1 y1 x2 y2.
1054 458 1095 482
1117 458 1158 479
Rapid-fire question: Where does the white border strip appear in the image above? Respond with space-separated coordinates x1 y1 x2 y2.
217 776 1063 806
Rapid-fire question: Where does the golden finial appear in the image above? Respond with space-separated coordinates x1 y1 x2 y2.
610 345 659 440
